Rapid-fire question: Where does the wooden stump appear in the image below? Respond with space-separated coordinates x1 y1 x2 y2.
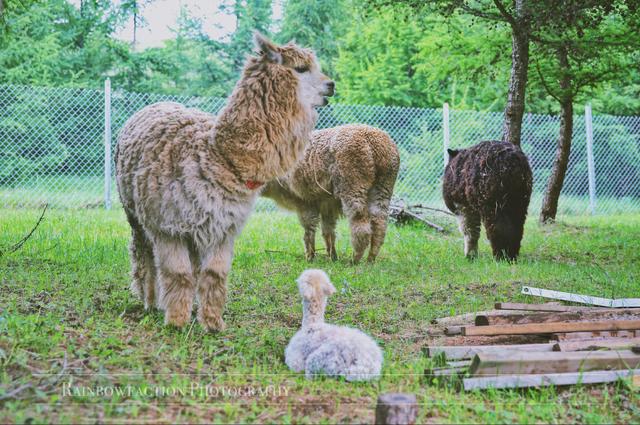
375 393 418 425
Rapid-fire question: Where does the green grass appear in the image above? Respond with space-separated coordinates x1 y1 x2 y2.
1 209 639 423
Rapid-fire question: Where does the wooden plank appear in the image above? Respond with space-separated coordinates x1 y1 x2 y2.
554 338 640 352
469 350 640 376
495 302 600 312
433 310 531 326
462 320 640 336
444 326 462 336
476 309 640 326
425 343 555 360
463 369 640 391
428 367 467 377
552 330 637 341
447 360 472 368
521 286 640 308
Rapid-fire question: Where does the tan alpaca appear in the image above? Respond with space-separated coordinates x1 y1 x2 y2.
262 124 400 263
115 33 334 331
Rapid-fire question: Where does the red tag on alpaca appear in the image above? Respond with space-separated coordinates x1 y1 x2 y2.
245 180 264 190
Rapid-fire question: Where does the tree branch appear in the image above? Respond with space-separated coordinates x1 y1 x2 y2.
534 59 561 103
0 204 48 257
492 0 517 27
459 4 505 22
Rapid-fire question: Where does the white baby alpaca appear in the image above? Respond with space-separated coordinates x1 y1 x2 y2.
285 269 383 381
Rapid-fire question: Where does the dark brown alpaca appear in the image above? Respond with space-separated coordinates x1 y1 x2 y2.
443 141 533 261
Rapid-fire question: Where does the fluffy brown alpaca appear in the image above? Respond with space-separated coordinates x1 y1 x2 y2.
262 124 400 263
443 141 533 261
115 33 334 331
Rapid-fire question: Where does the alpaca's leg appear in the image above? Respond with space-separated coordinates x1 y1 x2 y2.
154 237 195 327
126 213 157 309
367 190 393 263
320 211 338 261
343 197 371 264
457 211 481 259
367 214 388 263
298 209 320 261
196 240 233 331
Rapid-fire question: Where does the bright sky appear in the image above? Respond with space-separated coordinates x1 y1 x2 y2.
113 0 284 48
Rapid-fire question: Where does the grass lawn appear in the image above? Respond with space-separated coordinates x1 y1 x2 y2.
1 208 639 423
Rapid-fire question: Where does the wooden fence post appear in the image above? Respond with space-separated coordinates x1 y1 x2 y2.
375 393 418 425
443 103 450 168
585 103 596 215
104 78 112 210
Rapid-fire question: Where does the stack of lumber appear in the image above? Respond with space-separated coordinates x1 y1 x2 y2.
425 301 640 391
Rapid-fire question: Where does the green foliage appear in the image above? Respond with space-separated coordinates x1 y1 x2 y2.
277 0 352 76
0 0 638 115
334 7 511 109
221 0 273 71
0 0 130 88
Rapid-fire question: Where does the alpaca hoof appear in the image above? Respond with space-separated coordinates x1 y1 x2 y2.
198 313 226 332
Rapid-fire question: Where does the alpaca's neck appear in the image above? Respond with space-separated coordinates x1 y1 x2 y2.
262 180 301 210
302 298 326 327
213 64 315 184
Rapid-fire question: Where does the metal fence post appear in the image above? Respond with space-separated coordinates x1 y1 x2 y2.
585 103 596 215
443 102 450 168
104 78 112 210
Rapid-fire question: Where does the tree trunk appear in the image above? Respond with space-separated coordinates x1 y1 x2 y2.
133 9 138 47
540 47 573 223
501 0 530 147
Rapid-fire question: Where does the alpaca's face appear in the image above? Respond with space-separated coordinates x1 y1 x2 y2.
253 33 334 108
297 269 336 302
283 49 334 108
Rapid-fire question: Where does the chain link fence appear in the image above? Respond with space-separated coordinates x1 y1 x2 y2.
1 82 639 215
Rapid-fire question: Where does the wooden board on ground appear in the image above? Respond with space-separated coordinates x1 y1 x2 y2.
425 343 555 360
433 310 533 326
444 326 462 336
521 286 640 308
554 337 640 352
475 309 640 326
495 302 602 312
462 320 640 336
463 369 640 391
469 350 640 376
551 330 638 341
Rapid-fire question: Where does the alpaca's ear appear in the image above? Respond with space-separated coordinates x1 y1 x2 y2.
253 31 282 64
297 280 314 300
447 148 460 158
324 281 337 296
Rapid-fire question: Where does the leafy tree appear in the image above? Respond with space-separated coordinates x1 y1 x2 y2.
220 0 273 72
367 0 536 146
535 1 640 222
120 0 153 47
277 0 351 76
335 6 511 109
